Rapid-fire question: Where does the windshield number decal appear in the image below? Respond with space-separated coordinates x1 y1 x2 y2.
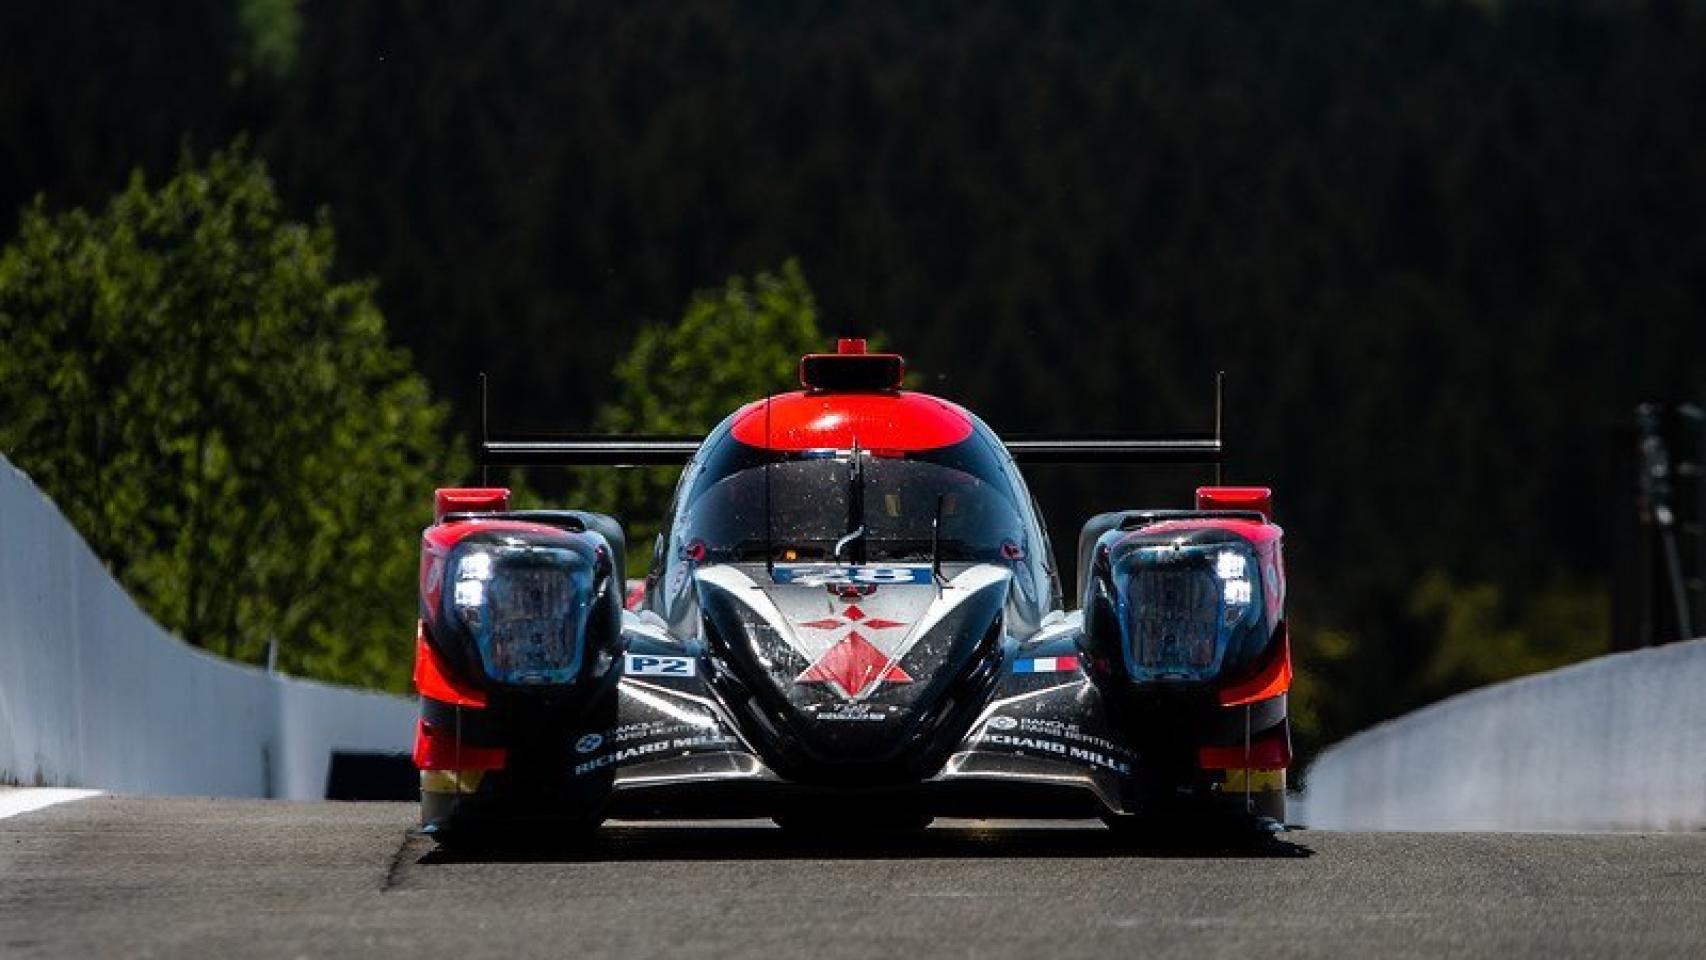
771 564 934 586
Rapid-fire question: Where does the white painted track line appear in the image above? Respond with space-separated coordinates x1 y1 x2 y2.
0 787 102 820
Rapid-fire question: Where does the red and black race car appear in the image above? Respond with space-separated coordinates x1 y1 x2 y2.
412 340 1292 843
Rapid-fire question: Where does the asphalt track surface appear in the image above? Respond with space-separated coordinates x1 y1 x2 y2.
3 794 1704 959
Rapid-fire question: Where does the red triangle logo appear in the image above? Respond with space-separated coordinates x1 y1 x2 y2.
796 630 913 699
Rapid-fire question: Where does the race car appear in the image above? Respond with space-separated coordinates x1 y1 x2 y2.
412 339 1292 842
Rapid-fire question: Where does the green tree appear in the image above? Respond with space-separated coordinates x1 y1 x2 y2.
1409 571 1609 693
0 142 464 691
235 0 302 82
573 260 822 573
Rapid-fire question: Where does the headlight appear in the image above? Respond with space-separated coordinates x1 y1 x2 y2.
1114 539 1263 683
1215 549 1254 624
446 541 598 685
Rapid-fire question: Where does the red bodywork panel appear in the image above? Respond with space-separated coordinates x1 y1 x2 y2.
413 617 506 772
1198 724 1292 770
1219 622 1292 707
434 487 511 521
413 623 486 708
1138 517 1281 548
728 391 975 452
1196 486 1273 520
421 517 572 551
413 719 507 771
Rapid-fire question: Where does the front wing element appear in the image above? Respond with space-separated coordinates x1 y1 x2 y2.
421 612 1286 827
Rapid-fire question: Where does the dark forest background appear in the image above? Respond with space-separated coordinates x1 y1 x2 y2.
4 0 1705 754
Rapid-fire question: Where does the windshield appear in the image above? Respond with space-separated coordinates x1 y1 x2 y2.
679 453 1025 563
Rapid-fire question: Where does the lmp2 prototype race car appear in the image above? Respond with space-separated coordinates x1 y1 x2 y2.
411 340 1292 843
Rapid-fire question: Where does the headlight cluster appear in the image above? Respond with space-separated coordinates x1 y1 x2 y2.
447 541 601 685
1113 539 1263 684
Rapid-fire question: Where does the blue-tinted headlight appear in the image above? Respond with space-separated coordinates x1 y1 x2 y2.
445 542 599 684
1112 539 1264 684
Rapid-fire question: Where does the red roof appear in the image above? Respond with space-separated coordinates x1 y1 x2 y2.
729 391 975 452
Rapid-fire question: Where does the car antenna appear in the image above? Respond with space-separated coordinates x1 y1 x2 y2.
480 371 489 486
1214 370 1225 487
931 492 947 595
839 433 866 563
764 391 775 580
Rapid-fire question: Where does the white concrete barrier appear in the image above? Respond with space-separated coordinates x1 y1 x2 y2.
1298 637 1706 831
0 455 415 799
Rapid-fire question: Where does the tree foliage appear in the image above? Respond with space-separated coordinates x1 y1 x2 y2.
0 143 464 690
1410 571 1610 691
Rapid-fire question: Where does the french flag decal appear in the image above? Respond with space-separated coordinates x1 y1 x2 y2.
1015 655 1080 674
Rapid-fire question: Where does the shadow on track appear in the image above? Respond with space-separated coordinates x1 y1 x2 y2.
416 822 1313 865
